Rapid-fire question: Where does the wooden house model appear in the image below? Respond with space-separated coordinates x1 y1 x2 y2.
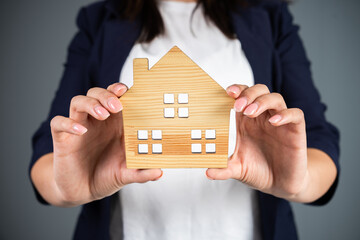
121 46 234 169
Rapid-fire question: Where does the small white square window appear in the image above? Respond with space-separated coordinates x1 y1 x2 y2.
178 93 188 104
191 143 202 153
164 108 175 118
178 108 189 118
191 130 202 139
138 144 148 154
137 130 148 140
205 129 216 139
152 130 162 140
152 144 162 154
206 143 216 153
164 94 174 104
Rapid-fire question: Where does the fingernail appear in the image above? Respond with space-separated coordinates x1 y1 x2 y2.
108 98 123 112
72 124 87 135
95 105 110 118
269 115 282 124
243 103 258 116
114 84 126 95
226 86 240 96
234 97 247 112
154 170 163 181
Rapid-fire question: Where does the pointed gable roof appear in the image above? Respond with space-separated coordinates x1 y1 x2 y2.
150 46 196 70
134 46 228 96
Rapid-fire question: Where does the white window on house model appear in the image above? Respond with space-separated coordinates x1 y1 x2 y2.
138 144 148 154
178 93 189 104
138 130 148 140
163 93 189 118
137 130 163 154
152 130 162 140
164 108 175 118
178 107 189 118
191 143 202 153
191 130 202 140
205 129 216 139
205 143 216 153
190 129 216 154
164 93 175 104
152 144 162 154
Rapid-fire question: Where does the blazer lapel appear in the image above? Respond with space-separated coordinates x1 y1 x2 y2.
98 2 141 88
231 7 274 91
232 7 278 240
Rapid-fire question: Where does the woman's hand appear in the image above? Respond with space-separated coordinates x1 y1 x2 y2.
48 83 162 206
206 84 309 200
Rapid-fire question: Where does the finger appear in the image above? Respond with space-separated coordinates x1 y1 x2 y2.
120 169 163 185
234 84 270 112
226 84 249 99
243 92 287 118
205 155 244 181
206 167 233 180
268 108 305 126
50 115 88 136
87 87 123 113
69 95 110 121
107 83 128 97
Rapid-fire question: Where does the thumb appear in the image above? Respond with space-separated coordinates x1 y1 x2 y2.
120 168 163 185
206 155 243 181
206 167 232 180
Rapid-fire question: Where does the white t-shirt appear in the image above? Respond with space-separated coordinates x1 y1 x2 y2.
116 1 261 240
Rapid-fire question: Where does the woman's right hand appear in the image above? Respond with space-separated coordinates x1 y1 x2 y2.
49 83 162 206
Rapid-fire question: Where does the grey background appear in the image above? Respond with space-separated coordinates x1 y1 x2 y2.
0 0 359 239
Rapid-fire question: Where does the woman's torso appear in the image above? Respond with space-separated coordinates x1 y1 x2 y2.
111 2 261 240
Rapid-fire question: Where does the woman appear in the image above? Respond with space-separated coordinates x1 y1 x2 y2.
29 0 340 239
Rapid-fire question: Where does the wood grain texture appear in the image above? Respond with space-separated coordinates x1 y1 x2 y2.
121 46 234 168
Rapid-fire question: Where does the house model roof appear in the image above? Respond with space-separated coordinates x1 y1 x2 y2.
120 46 234 169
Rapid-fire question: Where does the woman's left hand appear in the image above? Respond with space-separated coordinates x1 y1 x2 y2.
206 84 308 200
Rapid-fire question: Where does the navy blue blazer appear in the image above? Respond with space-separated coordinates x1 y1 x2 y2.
29 0 340 239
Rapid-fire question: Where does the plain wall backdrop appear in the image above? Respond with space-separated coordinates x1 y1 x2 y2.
0 0 359 239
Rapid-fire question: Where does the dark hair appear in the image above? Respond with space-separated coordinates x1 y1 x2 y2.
118 0 251 43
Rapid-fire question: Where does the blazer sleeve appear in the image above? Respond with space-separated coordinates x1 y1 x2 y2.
274 3 340 205
29 7 95 204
